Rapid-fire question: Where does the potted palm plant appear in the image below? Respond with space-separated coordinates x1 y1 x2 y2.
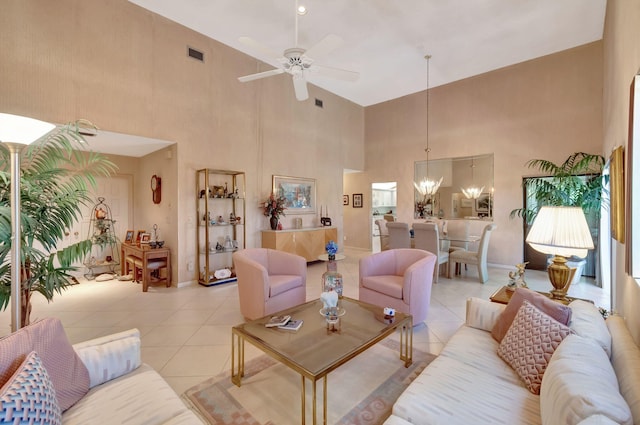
510 152 606 223
0 121 117 326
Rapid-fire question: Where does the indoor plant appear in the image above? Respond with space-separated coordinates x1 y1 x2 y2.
510 151 606 224
0 121 117 326
262 192 286 230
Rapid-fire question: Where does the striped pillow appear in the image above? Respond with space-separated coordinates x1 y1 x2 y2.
0 351 61 425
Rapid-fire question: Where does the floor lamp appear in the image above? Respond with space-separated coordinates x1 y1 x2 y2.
0 113 55 332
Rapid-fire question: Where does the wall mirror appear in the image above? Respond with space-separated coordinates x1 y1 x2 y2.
414 154 494 219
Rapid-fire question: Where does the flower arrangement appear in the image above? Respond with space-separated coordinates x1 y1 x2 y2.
262 193 287 218
325 240 338 260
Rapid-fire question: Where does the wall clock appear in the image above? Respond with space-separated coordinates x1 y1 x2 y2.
151 174 162 204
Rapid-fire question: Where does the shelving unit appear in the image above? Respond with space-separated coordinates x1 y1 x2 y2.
84 197 120 279
196 169 245 286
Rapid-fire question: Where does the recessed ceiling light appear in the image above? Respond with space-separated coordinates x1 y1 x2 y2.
297 5 307 15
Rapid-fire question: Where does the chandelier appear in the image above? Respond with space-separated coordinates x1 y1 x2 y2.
461 158 484 199
414 54 442 197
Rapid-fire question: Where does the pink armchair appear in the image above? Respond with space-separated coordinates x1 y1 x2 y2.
358 249 437 324
233 248 307 320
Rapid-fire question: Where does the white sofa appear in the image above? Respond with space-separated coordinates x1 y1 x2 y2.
385 297 640 425
63 328 204 424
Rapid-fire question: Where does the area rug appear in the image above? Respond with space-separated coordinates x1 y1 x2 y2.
182 338 436 425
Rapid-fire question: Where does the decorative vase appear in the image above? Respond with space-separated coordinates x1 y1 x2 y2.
321 260 343 298
270 215 278 230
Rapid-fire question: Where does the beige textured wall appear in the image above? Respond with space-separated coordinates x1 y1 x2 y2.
0 0 364 284
345 42 603 266
603 0 640 342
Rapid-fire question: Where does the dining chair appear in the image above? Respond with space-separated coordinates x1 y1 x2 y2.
387 222 412 249
449 223 497 283
413 222 449 282
375 219 390 251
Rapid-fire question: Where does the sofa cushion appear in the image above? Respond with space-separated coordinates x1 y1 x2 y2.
540 334 632 425
62 364 202 425
492 287 572 342
498 300 572 394
569 300 611 357
390 353 541 425
0 351 61 425
0 318 89 411
606 315 640 424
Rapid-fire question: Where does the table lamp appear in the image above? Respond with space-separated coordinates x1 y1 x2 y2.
0 113 55 331
525 206 594 300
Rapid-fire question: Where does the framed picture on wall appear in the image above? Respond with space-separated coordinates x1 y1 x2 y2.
353 193 363 208
343 195 349 206
273 175 316 214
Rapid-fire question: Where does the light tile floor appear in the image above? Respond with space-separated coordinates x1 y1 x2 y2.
0 247 610 395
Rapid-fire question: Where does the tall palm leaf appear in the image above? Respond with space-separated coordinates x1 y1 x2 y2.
0 121 117 326
510 152 607 224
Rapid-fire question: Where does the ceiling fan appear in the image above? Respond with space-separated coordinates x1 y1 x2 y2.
237 3 359 101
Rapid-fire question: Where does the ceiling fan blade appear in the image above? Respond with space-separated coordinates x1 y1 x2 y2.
311 64 359 82
238 68 284 83
304 34 344 60
238 36 283 61
292 74 309 101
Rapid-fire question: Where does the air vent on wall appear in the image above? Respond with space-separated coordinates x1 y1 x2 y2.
315 98 324 108
188 47 204 62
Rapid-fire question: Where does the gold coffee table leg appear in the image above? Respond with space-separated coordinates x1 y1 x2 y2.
231 332 244 386
323 376 328 425
301 375 306 425
399 320 413 367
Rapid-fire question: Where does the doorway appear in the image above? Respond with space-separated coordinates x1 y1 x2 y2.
371 182 396 252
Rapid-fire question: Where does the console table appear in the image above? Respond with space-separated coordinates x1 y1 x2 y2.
261 227 337 262
120 244 171 291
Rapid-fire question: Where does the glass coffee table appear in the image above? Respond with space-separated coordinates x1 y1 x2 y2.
231 297 413 425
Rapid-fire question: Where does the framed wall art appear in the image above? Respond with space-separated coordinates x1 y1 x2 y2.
273 175 316 214
610 146 625 243
353 193 363 208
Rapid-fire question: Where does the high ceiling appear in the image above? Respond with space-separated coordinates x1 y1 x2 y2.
128 0 606 107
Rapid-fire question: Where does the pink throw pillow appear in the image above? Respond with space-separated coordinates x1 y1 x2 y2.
0 318 89 411
491 287 571 342
497 300 573 394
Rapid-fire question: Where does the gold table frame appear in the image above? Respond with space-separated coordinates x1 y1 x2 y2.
231 297 413 425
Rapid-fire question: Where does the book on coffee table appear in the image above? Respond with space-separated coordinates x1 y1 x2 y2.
278 319 303 331
265 315 291 327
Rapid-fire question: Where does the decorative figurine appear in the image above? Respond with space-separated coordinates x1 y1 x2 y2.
507 262 529 291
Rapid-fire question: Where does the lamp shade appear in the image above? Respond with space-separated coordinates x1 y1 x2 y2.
526 206 594 258
0 113 55 145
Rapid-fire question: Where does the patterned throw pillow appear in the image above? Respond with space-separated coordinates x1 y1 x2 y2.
0 351 62 425
0 318 90 411
497 300 573 394
491 287 572 343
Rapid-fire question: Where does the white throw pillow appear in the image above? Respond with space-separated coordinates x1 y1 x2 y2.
465 297 505 332
568 300 611 357
73 329 141 388
540 334 632 425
